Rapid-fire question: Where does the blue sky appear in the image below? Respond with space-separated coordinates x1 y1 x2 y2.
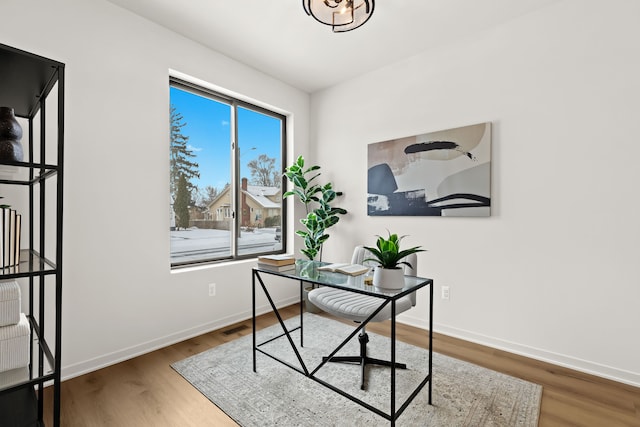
170 86 282 192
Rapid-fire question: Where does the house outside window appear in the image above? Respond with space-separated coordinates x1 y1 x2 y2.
169 78 286 267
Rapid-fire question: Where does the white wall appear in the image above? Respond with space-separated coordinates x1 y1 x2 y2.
311 0 640 386
1 0 306 378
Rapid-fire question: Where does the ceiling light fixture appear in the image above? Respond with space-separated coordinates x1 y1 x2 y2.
302 0 374 33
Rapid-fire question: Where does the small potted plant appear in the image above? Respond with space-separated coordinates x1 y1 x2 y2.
363 231 425 290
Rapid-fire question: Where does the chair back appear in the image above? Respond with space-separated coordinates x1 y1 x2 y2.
351 246 418 306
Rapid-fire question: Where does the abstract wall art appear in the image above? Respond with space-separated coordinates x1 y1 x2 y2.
367 122 491 217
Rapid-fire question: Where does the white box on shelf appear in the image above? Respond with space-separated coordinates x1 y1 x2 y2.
0 312 30 373
0 280 21 327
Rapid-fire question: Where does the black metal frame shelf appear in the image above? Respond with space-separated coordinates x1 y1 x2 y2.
0 42 64 427
0 249 57 279
0 162 59 186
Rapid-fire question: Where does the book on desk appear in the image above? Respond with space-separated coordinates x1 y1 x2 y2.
257 262 296 272
317 263 369 276
257 254 295 266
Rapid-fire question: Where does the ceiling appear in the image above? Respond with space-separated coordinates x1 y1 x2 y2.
106 0 561 93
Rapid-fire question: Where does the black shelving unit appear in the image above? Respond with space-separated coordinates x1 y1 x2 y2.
0 43 64 426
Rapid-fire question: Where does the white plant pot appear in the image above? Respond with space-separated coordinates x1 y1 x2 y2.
372 267 405 290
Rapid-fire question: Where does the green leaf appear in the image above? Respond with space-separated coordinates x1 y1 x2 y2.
292 175 307 189
305 171 322 182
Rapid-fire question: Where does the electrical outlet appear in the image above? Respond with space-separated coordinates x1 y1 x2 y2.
441 286 450 300
208 283 216 297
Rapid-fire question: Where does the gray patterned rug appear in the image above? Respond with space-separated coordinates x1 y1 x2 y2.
172 313 541 426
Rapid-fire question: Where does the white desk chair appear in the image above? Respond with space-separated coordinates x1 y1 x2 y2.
308 246 418 390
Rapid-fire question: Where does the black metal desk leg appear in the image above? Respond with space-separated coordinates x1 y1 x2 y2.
391 299 396 426
252 270 257 372
429 280 433 404
300 280 304 347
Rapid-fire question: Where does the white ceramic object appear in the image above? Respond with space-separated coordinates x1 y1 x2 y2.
372 267 405 290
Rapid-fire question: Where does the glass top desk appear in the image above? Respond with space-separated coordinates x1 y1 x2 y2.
252 259 433 426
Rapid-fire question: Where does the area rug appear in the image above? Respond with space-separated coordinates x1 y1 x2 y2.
172 313 541 426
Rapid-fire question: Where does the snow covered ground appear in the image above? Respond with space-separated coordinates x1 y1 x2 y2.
170 227 282 262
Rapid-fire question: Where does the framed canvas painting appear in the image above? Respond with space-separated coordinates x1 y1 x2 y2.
367 122 491 217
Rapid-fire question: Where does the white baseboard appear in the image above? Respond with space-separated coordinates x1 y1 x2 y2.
398 313 640 388
61 296 299 382
63 300 639 389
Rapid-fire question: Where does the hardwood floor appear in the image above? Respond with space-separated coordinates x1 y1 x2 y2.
44 305 640 426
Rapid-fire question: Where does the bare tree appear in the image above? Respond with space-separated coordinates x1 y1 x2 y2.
247 154 278 187
195 185 219 207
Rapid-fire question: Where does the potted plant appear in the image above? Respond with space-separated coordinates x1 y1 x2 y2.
363 231 425 290
283 155 347 311
283 155 347 261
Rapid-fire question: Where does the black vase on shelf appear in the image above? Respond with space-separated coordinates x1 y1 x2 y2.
0 106 24 162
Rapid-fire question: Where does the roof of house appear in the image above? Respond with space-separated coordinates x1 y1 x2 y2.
245 191 280 209
247 185 279 197
207 184 281 209
245 185 280 209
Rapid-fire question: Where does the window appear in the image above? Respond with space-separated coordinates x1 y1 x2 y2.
169 78 286 267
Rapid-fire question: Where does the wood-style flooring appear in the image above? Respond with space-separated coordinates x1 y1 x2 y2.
43 305 640 426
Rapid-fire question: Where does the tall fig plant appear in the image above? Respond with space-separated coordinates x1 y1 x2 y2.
283 155 347 260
